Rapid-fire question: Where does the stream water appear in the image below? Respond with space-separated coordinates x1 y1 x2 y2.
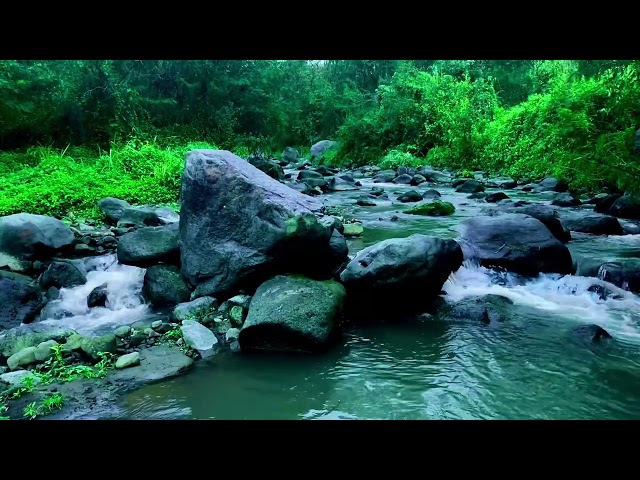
45 175 640 420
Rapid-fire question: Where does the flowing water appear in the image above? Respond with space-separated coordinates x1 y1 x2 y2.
45 176 640 420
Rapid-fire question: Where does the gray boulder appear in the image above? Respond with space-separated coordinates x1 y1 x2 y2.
458 214 573 275
181 320 218 356
87 283 108 308
596 261 640 293
180 150 336 298
0 278 44 330
437 295 514 324
340 235 463 316
455 180 485 194
552 192 582 207
172 296 218 323
39 261 87 290
282 147 300 164
563 215 623 236
143 265 191 307
327 176 358 191
117 223 179 267
98 198 131 224
239 275 346 353
608 194 640 220
310 140 337 160
0 213 74 259
373 171 396 183
110 345 193 384
535 177 568 192
393 174 413 185
0 323 75 357
497 203 571 243
117 208 161 228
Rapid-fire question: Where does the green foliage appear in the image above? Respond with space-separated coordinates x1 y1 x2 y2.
379 149 423 170
23 393 64 419
157 325 194 356
35 344 116 383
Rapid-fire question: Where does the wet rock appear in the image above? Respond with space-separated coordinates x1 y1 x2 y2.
247 153 285 181
112 227 132 237
110 345 194 383
343 223 364 237
74 244 95 255
535 177 568 192
34 339 58 362
498 178 517 189
485 192 510 203
0 369 39 386
418 167 450 183
230 341 241 353
310 140 336 161
46 287 60 301
281 147 300 165
327 176 358 191
393 174 413 185
397 166 417 176
468 192 487 200
563 215 623 236
154 207 180 225
373 171 396 183
115 352 140 369
497 204 571 243
458 213 573 276
114 326 131 338
39 261 87 290
87 283 108 308
340 235 463 316
594 194 622 214
438 295 514 324
0 213 75 259
80 334 117 361
456 180 485 194
551 192 582 207
98 198 131 224
180 150 335 299
0 278 44 330
143 265 191 307
117 223 179 267
397 190 423 203
422 189 441 199
7 346 38 370
239 275 346 353
225 328 240 343
587 284 623 301
370 187 385 196
117 208 161 228
0 323 75 357
411 174 427 186
572 324 613 343
171 296 218 323
129 333 146 347
582 193 610 205
596 261 640 293
356 197 377 207
181 320 218 356
151 320 163 330
405 200 455 216
298 170 324 182
607 194 640 220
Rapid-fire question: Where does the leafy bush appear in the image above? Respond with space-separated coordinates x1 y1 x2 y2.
379 149 422 170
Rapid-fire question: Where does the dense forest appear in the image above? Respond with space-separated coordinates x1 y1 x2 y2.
1 59 639 219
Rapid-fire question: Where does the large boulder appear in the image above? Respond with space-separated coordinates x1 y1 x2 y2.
0 279 44 330
39 261 87 290
281 147 300 165
117 208 161 228
98 198 131 224
535 177 568 192
397 190 423 203
327 176 358 191
310 140 336 161
340 235 463 316
497 203 571 243
238 275 346 353
180 150 337 298
458 214 573 276
455 180 485 194
0 323 75 357
392 174 413 185
417 167 450 183
594 194 622 213
596 261 640 293
0 213 75 259
117 223 179 267
372 171 396 183
485 192 510 203
563 215 623 236
143 265 191 307
607 194 640 220
551 192 582 207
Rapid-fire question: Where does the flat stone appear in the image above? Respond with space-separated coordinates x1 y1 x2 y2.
181 320 218 354
115 352 140 369
0 370 40 386
110 345 194 384
114 326 131 338
7 346 38 371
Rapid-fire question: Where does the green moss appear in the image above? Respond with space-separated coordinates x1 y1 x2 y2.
405 200 455 216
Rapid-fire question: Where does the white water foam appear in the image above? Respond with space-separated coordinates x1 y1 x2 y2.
443 260 640 343
41 255 149 335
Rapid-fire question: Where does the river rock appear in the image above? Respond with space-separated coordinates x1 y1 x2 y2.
456 180 485 193
356 196 377 207
181 320 218 356
247 153 285 181
117 208 161 228
485 192 510 203
418 167 450 183
87 283 108 308
340 235 463 316
327 176 358 191
0 278 44 330
39 261 87 290
310 140 336 160
405 200 455 216
110 345 194 384
115 352 140 369
535 177 568 192
180 150 336 298
422 189 441 199
0 323 75 357
98 198 131 224
7 346 38 370
343 223 363 237
594 194 622 213
114 326 131 338
34 339 58 362
373 171 396 183
458 213 573 275
298 170 323 182
572 324 613 343
117 223 179 267
370 187 385 196
225 328 240 343
393 174 413 185
497 203 571 243
143 265 191 307
172 296 218 323
397 167 417 176
397 190 423 203
607 194 640 220
411 174 427 186
0 369 39 386
80 334 117 361
438 295 514 324
0 213 75 260
281 147 300 165
596 261 640 293
239 275 346 353
551 192 582 207
563 215 623 236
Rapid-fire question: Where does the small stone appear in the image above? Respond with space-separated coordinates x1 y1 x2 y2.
80 334 117 361
7 347 38 371
225 328 240 343
151 320 163 330
115 352 140 369
0 370 40 386
229 306 246 327
129 333 146 347
176 338 184 346
181 320 218 354
34 340 58 362
46 287 60 301
114 326 131 338
230 341 241 353
343 223 364 237
144 328 160 338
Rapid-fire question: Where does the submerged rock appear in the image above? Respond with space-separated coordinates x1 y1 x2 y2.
458 213 573 276
356 196 377 207
0 278 44 330
180 150 336 298
437 295 514 324
340 234 463 316
596 261 640 293
117 223 180 267
343 223 364 237
571 324 613 343
239 275 346 353
404 200 455 216
0 213 75 259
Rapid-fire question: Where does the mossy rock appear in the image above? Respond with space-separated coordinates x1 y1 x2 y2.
405 200 455 216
